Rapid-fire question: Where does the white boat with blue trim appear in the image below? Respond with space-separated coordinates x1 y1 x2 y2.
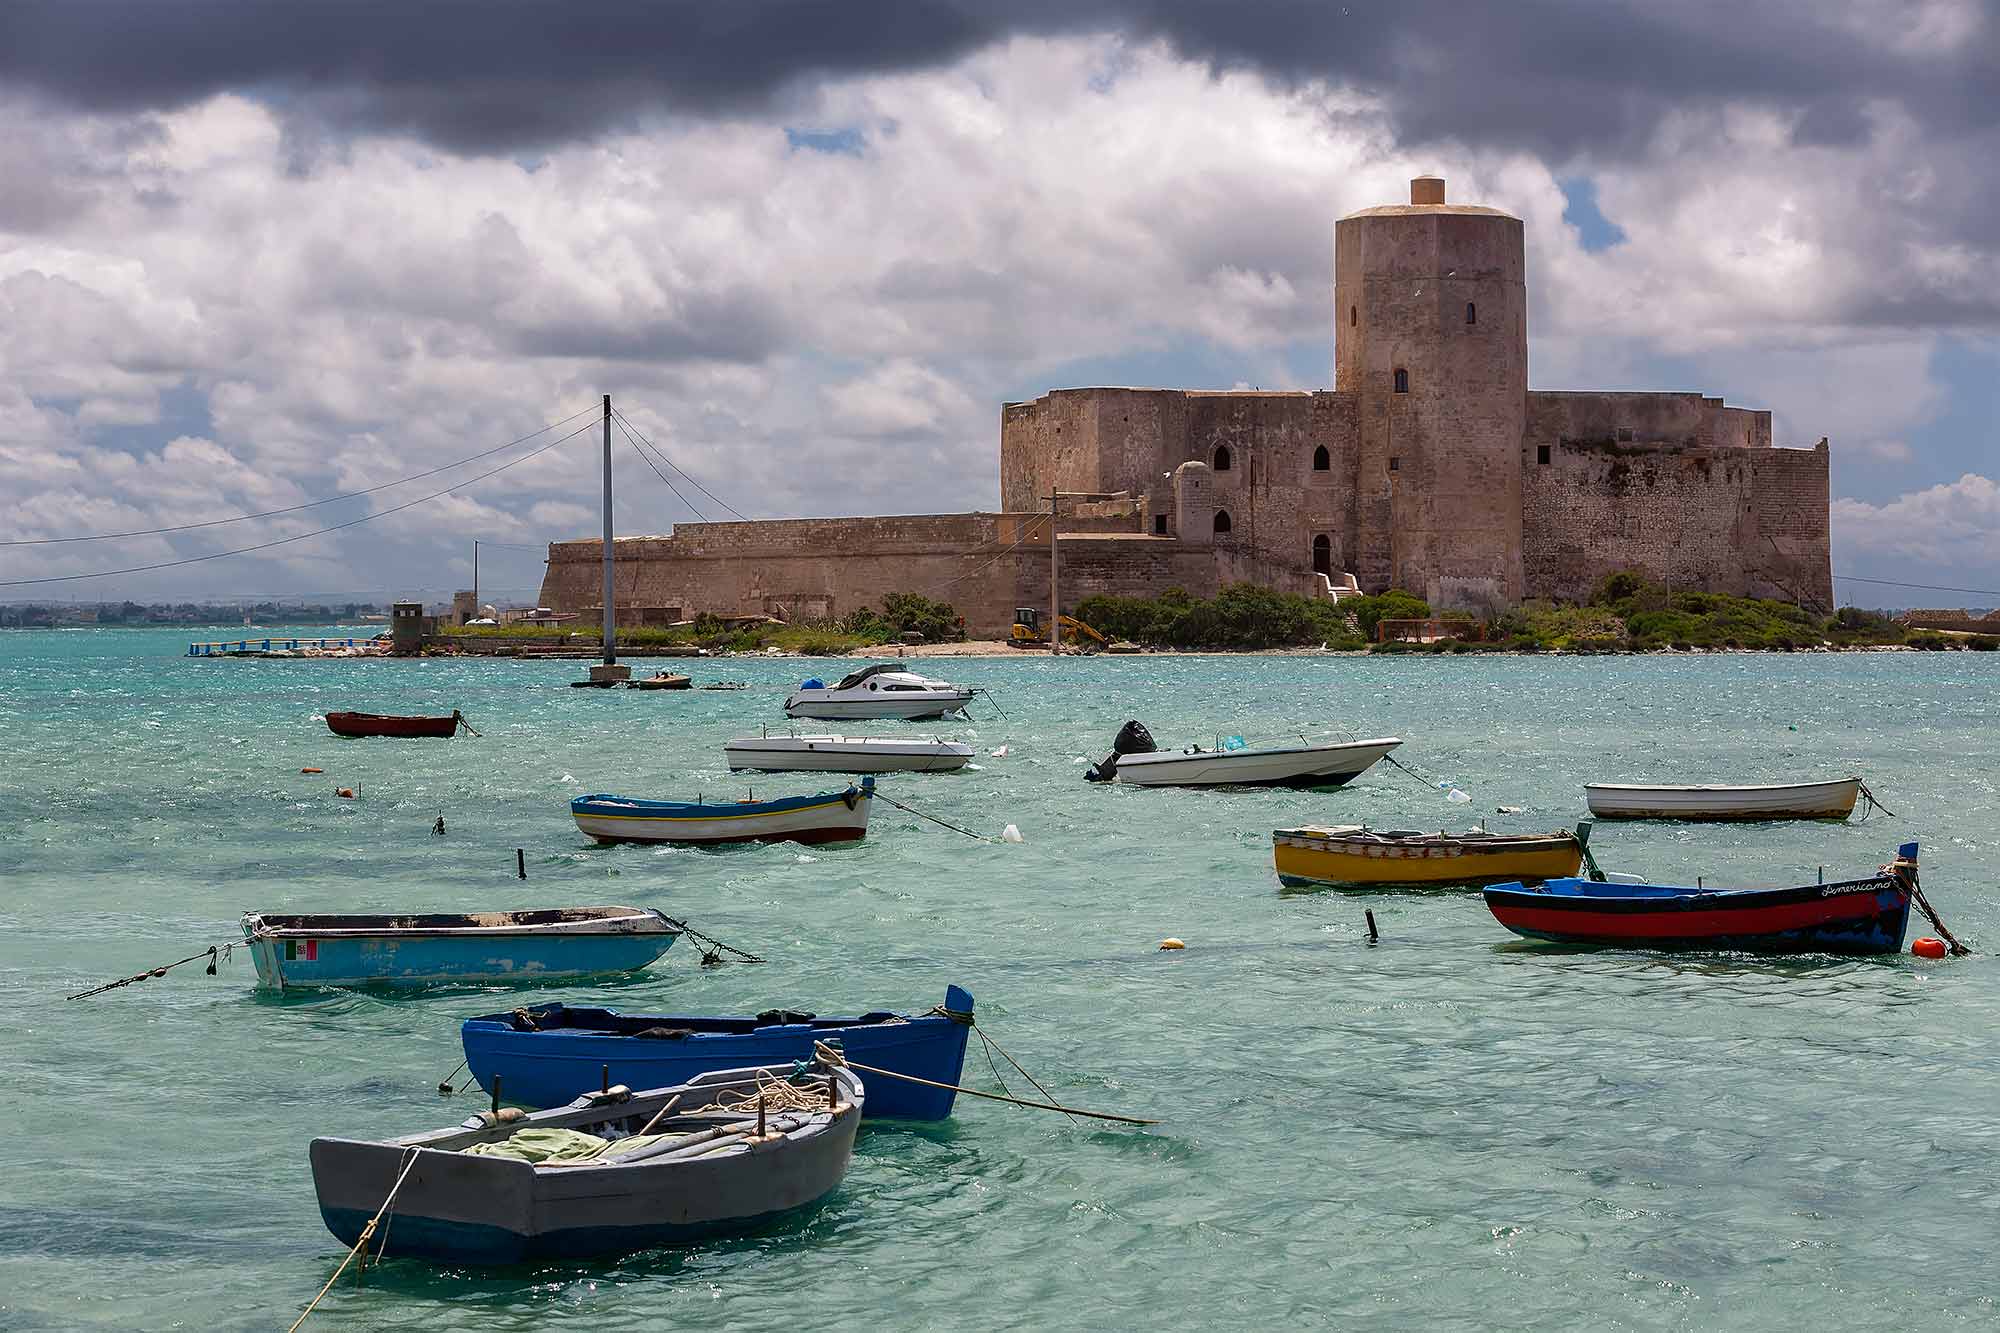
783 663 974 721
240 907 680 990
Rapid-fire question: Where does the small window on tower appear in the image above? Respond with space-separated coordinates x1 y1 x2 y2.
1153 514 1168 535
1617 427 1635 442
1212 445 1232 471
1214 509 1233 533
1393 368 1409 394
1312 445 1330 472
1466 302 1477 325
1537 445 1551 465
1350 306 1357 327
1388 457 1400 473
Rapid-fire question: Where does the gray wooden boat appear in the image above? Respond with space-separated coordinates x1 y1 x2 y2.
309 1059 862 1263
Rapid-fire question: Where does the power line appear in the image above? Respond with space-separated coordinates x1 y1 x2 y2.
0 403 599 546
0 419 597 588
612 407 749 521
615 415 710 522
1835 573 2000 598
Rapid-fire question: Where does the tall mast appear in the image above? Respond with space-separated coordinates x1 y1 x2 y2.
1048 489 1061 656
471 539 479 616
601 394 615 664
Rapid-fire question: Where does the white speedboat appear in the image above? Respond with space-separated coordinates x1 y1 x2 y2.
783 663 975 721
1584 778 1861 821
724 733 975 774
1084 720 1402 789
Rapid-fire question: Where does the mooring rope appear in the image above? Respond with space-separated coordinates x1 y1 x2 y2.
873 791 997 843
1855 780 1896 821
1903 864 1969 956
66 940 236 1000
970 1022 1082 1129
288 1148 421 1332
656 916 764 965
813 1041 1155 1125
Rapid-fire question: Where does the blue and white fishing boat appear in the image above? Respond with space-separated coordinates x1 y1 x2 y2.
462 985 975 1119
240 907 680 990
571 777 874 846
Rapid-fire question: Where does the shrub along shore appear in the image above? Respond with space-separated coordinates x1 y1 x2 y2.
436 579 1984 656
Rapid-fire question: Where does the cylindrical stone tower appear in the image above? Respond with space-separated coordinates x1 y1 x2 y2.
1334 176 1525 608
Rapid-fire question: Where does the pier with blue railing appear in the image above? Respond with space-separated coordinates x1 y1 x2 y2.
186 637 381 658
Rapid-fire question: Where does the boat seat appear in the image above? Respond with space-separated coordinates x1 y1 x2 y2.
632 1026 695 1040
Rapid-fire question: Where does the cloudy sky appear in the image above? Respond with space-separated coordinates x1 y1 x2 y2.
1 0 1996 606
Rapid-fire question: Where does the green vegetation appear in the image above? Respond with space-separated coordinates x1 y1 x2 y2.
437 591 964 656
1471 574 1914 654
1075 584 1369 650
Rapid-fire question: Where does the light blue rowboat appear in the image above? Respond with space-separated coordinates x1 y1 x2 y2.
239 907 681 990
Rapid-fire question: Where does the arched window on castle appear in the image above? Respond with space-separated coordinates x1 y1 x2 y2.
1212 445 1232 471
1466 302 1476 325
1393 368 1410 394
1311 445 1330 472
1213 509 1233 534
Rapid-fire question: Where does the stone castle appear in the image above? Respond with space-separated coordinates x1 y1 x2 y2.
541 177 1834 636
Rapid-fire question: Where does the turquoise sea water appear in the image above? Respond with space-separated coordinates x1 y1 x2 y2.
2 629 1996 1330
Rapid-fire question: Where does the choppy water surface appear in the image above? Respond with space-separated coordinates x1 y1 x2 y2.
1 629 1996 1330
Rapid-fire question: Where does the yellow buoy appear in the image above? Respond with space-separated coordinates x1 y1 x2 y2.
1158 937 1185 951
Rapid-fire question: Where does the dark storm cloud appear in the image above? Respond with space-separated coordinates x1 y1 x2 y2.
3 1 1994 158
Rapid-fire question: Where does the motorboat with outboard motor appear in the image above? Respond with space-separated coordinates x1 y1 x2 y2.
783 662 976 721
1085 720 1402 790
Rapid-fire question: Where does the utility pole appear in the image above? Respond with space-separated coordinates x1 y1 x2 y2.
1048 489 1061 656
601 394 615 665
471 539 479 617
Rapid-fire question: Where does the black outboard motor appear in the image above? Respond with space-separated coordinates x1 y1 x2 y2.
1085 719 1158 782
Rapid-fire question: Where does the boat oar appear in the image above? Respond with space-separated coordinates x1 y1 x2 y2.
813 1041 1156 1126
1575 820 1608 883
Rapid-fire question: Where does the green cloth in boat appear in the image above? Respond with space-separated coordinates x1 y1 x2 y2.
461 1127 689 1163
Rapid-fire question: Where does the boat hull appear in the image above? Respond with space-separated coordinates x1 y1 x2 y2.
1274 830 1581 889
325 711 460 738
463 986 974 1120
782 693 974 721
311 1066 862 1264
1484 876 1911 954
240 909 679 989
1584 778 1860 821
724 737 973 773
570 785 872 846
1112 738 1401 789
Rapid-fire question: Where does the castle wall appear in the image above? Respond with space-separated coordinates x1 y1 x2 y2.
1527 392 1773 451
540 513 1058 640
1520 439 1832 610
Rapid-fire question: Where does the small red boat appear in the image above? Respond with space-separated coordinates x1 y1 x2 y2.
325 710 469 739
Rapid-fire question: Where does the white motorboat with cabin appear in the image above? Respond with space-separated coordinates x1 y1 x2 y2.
1584 777 1863 821
1085 720 1402 789
783 663 976 721
724 732 975 774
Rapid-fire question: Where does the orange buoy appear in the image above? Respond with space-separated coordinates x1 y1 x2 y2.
1159 937 1185 951
336 787 355 799
1912 937 1948 960
301 767 323 775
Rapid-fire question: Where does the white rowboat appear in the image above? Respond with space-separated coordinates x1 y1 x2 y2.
724 734 974 774
1584 778 1861 821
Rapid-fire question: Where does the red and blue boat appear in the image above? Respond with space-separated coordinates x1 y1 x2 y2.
1483 843 1921 954
461 985 974 1119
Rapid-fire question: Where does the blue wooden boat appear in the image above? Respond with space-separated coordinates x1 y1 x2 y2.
463 985 974 1119
571 777 874 846
240 907 680 989
1483 844 1919 954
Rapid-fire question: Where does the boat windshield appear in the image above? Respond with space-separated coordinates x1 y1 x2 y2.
834 662 912 690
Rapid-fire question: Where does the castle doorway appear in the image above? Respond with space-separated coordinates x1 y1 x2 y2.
1312 535 1332 577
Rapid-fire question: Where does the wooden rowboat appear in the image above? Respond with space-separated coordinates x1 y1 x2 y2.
325 710 468 738
571 777 874 846
1584 778 1860 821
1273 824 1586 890
240 907 680 989
1484 843 1921 954
310 1057 862 1263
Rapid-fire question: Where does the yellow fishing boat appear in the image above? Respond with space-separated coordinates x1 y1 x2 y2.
1272 823 1587 890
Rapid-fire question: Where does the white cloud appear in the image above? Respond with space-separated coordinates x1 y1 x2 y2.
1833 474 2000 565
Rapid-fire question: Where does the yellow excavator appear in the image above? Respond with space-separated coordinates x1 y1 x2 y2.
1009 608 1109 651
